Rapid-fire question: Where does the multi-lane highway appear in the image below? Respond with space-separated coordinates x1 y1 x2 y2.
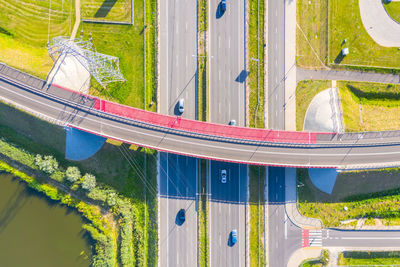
267 0 285 130
209 0 245 125
159 153 197 267
159 1 198 265
209 161 247 267
209 0 247 265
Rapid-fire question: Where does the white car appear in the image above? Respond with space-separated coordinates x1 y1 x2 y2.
221 169 227 183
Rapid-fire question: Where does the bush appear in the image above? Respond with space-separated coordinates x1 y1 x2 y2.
34 154 59 174
82 173 96 191
65 166 81 183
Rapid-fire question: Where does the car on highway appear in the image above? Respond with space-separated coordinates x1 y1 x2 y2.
178 98 184 114
221 169 227 183
229 119 236 126
230 229 237 245
220 0 226 12
178 209 185 224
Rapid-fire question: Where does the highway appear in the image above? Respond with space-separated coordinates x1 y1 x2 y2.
159 1 198 266
267 0 285 130
209 0 245 125
158 153 197 267
209 161 247 267
209 0 247 265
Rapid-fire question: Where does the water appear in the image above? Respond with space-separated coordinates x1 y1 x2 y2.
0 173 92 267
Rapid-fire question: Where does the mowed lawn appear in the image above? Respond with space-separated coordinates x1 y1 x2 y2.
82 0 131 22
298 168 400 227
81 0 156 110
296 0 328 68
384 1 400 23
329 0 400 68
338 81 400 132
296 80 331 131
338 251 400 266
0 0 75 78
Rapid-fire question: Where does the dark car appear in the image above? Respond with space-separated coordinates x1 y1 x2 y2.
178 209 185 223
220 0 226 12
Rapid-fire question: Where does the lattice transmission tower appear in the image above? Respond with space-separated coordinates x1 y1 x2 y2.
47 36 125 88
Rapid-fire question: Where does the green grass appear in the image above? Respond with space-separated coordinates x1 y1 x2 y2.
338 81 400 132
198 159 209 267
300 250 329 267
249 166 265 267
0 0 75 78
384 2 400 23
296 80 331 131
81 0 131 22
0 100 158 265
296 0 328 68
81 0 157 111
198 0 208 121
329 0 400 70
248 0 265 128
298 168 400 227
338 251 400 266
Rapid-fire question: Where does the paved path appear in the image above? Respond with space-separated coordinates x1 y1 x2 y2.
359 0 400 47
297 68 400 84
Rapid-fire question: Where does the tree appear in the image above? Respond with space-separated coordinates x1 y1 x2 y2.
34 154 58 174
82 173 96 191
65 166 81 183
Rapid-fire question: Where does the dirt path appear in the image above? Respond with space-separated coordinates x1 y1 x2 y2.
71 0 81 39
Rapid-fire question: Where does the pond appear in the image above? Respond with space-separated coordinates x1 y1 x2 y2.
0 173 92 266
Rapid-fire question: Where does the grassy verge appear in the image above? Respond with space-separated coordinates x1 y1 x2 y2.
300 250 329 267
81 0 132 23
198 0 208 121
248 0 265 128
384 2 400 24
0 0 75 78
0 100 158 265
298 168 400 227
81 0 153 110
338 81 400 132
296 80 331 131
296 0 328 68
338 251 400 266
249 166 265 267
198 159 209 267
144 0 158 112
329 0 400 70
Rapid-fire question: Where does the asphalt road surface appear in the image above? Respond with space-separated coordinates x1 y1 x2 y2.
267 167 302 267
160 0 197 119
267 0 285 130
209 161 247 267
159 1 198 265
323 229 400 247
159 153 197 267
209 0 245 125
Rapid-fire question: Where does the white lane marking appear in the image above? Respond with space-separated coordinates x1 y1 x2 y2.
219 70 221 81
218 36 221 48
176 55 179 67
228 37 231 49
275 95 278 101
284 212 288 239
186 55 188 67
275 27 277 33
275 9 278 16
5 85 400 159
186 22 188 31
275 242 278 248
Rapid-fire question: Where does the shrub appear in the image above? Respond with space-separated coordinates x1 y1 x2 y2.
34 154 59 174
82 173 96 191
107 192 117 207
65 166 81 183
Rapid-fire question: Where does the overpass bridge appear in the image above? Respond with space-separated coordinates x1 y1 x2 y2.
1 63 400 169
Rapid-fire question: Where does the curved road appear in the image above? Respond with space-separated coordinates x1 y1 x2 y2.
359 0 400 47
3 67 400 168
